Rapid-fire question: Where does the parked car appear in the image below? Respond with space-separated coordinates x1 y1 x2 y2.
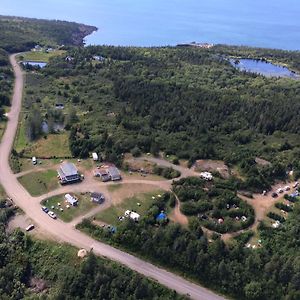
41 206 49 213
293 182 299 188
272 192 278 198
284 186 290 191
26 224 35 231
48 211 57 219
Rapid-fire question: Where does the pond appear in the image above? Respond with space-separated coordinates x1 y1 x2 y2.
230 58 299 79
23 61 47 68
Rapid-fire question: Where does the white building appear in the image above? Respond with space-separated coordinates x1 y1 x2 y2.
200 171 213 181
125 210 140 221
92 152 99 161
64 194 78 206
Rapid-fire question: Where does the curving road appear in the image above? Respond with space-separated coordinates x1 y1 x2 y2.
0 54 225 300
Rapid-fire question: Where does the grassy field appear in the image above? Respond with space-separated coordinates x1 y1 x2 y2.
0 184 6 198
0 121 6 140
15 119 71 158
25 133 71 158
15 118 29 153
18 169 59 196
18 50 66 62
42 193 97 222
107 184 122 192
95 190 163 226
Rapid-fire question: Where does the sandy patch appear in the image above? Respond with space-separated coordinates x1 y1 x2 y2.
7 213 57 241
194 159 230 178
169 196 189 226
255 157 271 166
109 183 160 205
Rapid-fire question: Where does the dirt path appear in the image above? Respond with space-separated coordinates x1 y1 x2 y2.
169 194 189 226
135 156 199 178
0 54 225 300
221 181 297 241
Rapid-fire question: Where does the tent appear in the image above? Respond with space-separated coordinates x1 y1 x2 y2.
156 212 167 221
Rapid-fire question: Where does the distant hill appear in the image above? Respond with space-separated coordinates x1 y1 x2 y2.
0 15 97 52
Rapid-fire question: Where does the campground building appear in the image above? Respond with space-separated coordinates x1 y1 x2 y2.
58 162 81 184
107 166 122 181
91 192 105 204
64 194 78 206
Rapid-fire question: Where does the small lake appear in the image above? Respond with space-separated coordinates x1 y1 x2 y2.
23 61 47 68
230 59 299 79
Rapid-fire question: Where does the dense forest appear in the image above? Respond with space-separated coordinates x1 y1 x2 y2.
0 197 184 300
0 15 97 53
23 44 300 191
0 49 12 120
78 191 300 300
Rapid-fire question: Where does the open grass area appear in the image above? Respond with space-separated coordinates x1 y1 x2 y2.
0 121 6 139
15 118 28 153
42 193 97 222
24 133 71 158
18 169 59 196
107 184 122 192
18 50 66 62
95 190 163 226
15 119 71 158
0 184 6 198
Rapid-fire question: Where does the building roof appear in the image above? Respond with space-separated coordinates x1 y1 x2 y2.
64 193 78 205
108 166 121 178
91 192 104 200
60 162 78 177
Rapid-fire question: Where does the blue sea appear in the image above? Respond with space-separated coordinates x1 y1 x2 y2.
1 0 300 50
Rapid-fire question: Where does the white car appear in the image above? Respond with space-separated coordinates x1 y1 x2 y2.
26 224 35 231
277 188 284 194
293 182 299 188
48 211 57 219
284 186 290 191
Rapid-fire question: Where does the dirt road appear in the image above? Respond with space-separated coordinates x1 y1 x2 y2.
0 54 225 300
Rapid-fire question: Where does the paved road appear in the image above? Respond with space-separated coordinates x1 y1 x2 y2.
0 54 225 300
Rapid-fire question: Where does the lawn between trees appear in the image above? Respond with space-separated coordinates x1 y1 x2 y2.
95 190 165 226
41 193 98 222
18 169 58 196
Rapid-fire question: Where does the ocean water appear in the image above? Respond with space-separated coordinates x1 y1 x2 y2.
1 0 300 50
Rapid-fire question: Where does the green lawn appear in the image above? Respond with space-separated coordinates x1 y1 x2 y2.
15 118 71 158
18 50 66 62
15 118 28 153
0 121 6 139
0 184 6 198
42 193 97 222
107 184 122 192
95 190 163 226
18 169 59 196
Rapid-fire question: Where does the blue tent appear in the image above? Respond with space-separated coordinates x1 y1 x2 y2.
156 212 167 221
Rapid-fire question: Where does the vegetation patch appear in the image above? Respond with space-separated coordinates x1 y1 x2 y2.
96 190 164 226
42 193 97 222
0 204 183 299
173 177 255 233
23 133 71 158
18 50 66 62
18 169 59 196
